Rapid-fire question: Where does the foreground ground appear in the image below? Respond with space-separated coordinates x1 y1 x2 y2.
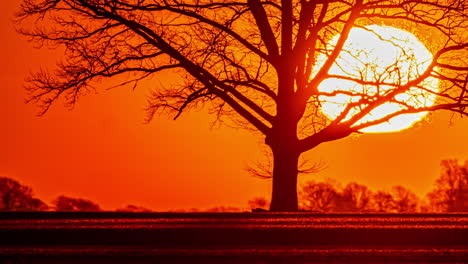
0 212 467 263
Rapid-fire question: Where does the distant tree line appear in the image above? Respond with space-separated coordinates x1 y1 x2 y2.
300 182 419 212
249 159 468 213
0 177 149 212
1 159 467 212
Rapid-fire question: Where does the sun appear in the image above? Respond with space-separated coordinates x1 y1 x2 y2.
317 25 439 133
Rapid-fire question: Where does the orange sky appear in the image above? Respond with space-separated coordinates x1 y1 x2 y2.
2 1 467 211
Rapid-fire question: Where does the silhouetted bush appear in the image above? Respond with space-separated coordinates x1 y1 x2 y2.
53 195 101 212
205 206 243 212
248 197 270 211
116 204 151 212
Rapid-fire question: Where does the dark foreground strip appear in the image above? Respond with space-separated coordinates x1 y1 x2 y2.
0 212 467 263
1 247 468 264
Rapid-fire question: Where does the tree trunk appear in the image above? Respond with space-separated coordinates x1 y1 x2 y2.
269 145 300 211
268 61 301 212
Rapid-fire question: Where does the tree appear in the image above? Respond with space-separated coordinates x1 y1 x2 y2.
17 0 468 211
391 185 419 213
0 177 48 211
427 159 468 212
300 180 340 212
53 195 101 211
336 182 372 212
371 190 395 213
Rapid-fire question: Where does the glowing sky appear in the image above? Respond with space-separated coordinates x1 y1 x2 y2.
2 1 467 211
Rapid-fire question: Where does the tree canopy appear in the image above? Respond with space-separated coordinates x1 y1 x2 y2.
16 0 468 211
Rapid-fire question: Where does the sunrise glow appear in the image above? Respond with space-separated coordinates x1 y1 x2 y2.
317 25 439 133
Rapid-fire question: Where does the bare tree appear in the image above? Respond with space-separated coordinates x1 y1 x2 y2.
336 182 372 212
427 159 468 212
0 177 48 211
391 185 419 213
17 0 468 211
371 190 395 212
300 180 340 212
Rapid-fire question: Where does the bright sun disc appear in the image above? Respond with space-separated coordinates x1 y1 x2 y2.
317 25 439 133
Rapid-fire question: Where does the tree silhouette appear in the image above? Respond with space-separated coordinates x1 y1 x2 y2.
371 190 395 213
17 0 468 211
53 195 101 211
391 185 419 213
427 160 468 212
299 180 413 212
300 180 340 212
0 177 48 211
336 182 372 212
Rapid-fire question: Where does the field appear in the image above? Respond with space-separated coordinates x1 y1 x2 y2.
1 212 467 263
